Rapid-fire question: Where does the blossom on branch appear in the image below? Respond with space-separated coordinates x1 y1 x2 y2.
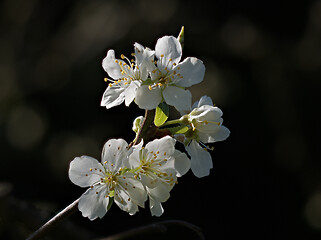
101 43 154 109
68 139 147 220
128 136 190 216
178 95 230 178
135 36 205 111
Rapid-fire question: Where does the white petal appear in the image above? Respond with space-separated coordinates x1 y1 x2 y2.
69 156 104 187
78 185 109 220
190 105 222 120
100 85 125 109
114 187 139 215
128 140 144 169
147 183 171 203
206 125 230 143
145 136 176 159
102 139 128 172
163 86 191 112
200 106 223 121
149 197 164 217
102 50 123 79
134 43 156 73
155 36 182 66
172 150 191 177
140 173 159 188
186 140 213 178
195 119 223 134
124 81 140 106
135 85 162 110
117 172 147 207
175 57 205 87
192 95 214 109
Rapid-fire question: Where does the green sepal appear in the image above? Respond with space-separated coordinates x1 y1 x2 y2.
154 102 169 127
108 190 115 198
107 196 114 211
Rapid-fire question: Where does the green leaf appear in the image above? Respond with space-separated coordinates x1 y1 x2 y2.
154 102 169 127
177 26 185 49
168 125 189 135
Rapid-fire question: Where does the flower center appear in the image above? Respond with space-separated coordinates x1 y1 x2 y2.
147 54 183 90
105 53 140 87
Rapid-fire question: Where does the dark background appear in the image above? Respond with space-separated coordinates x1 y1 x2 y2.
1 0 321 239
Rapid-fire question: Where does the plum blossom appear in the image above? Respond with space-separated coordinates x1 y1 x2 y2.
101 43 154 109
68 139 147 220
128 136 190 216
178 96 230 178
135 36 205 111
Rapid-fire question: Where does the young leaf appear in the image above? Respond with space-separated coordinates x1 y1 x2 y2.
154 102 169 127
168 125 189 135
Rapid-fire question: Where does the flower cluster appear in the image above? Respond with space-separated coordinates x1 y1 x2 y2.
69 136 189 219
101 35 205 112
69 28 230 220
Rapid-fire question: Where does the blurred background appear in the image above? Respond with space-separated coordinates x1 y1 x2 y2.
1 0 321 239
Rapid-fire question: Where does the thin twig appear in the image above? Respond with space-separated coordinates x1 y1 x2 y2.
26 198 80 240
99 219 205 240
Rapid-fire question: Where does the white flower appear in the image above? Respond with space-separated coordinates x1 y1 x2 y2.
68 139 147 220
179 95 230 178
135 36 205 111
128 136 190 216
101 43 154 109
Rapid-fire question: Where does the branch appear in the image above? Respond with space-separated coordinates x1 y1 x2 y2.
26 198 80 240
129 109 156 147
99 219 205 240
